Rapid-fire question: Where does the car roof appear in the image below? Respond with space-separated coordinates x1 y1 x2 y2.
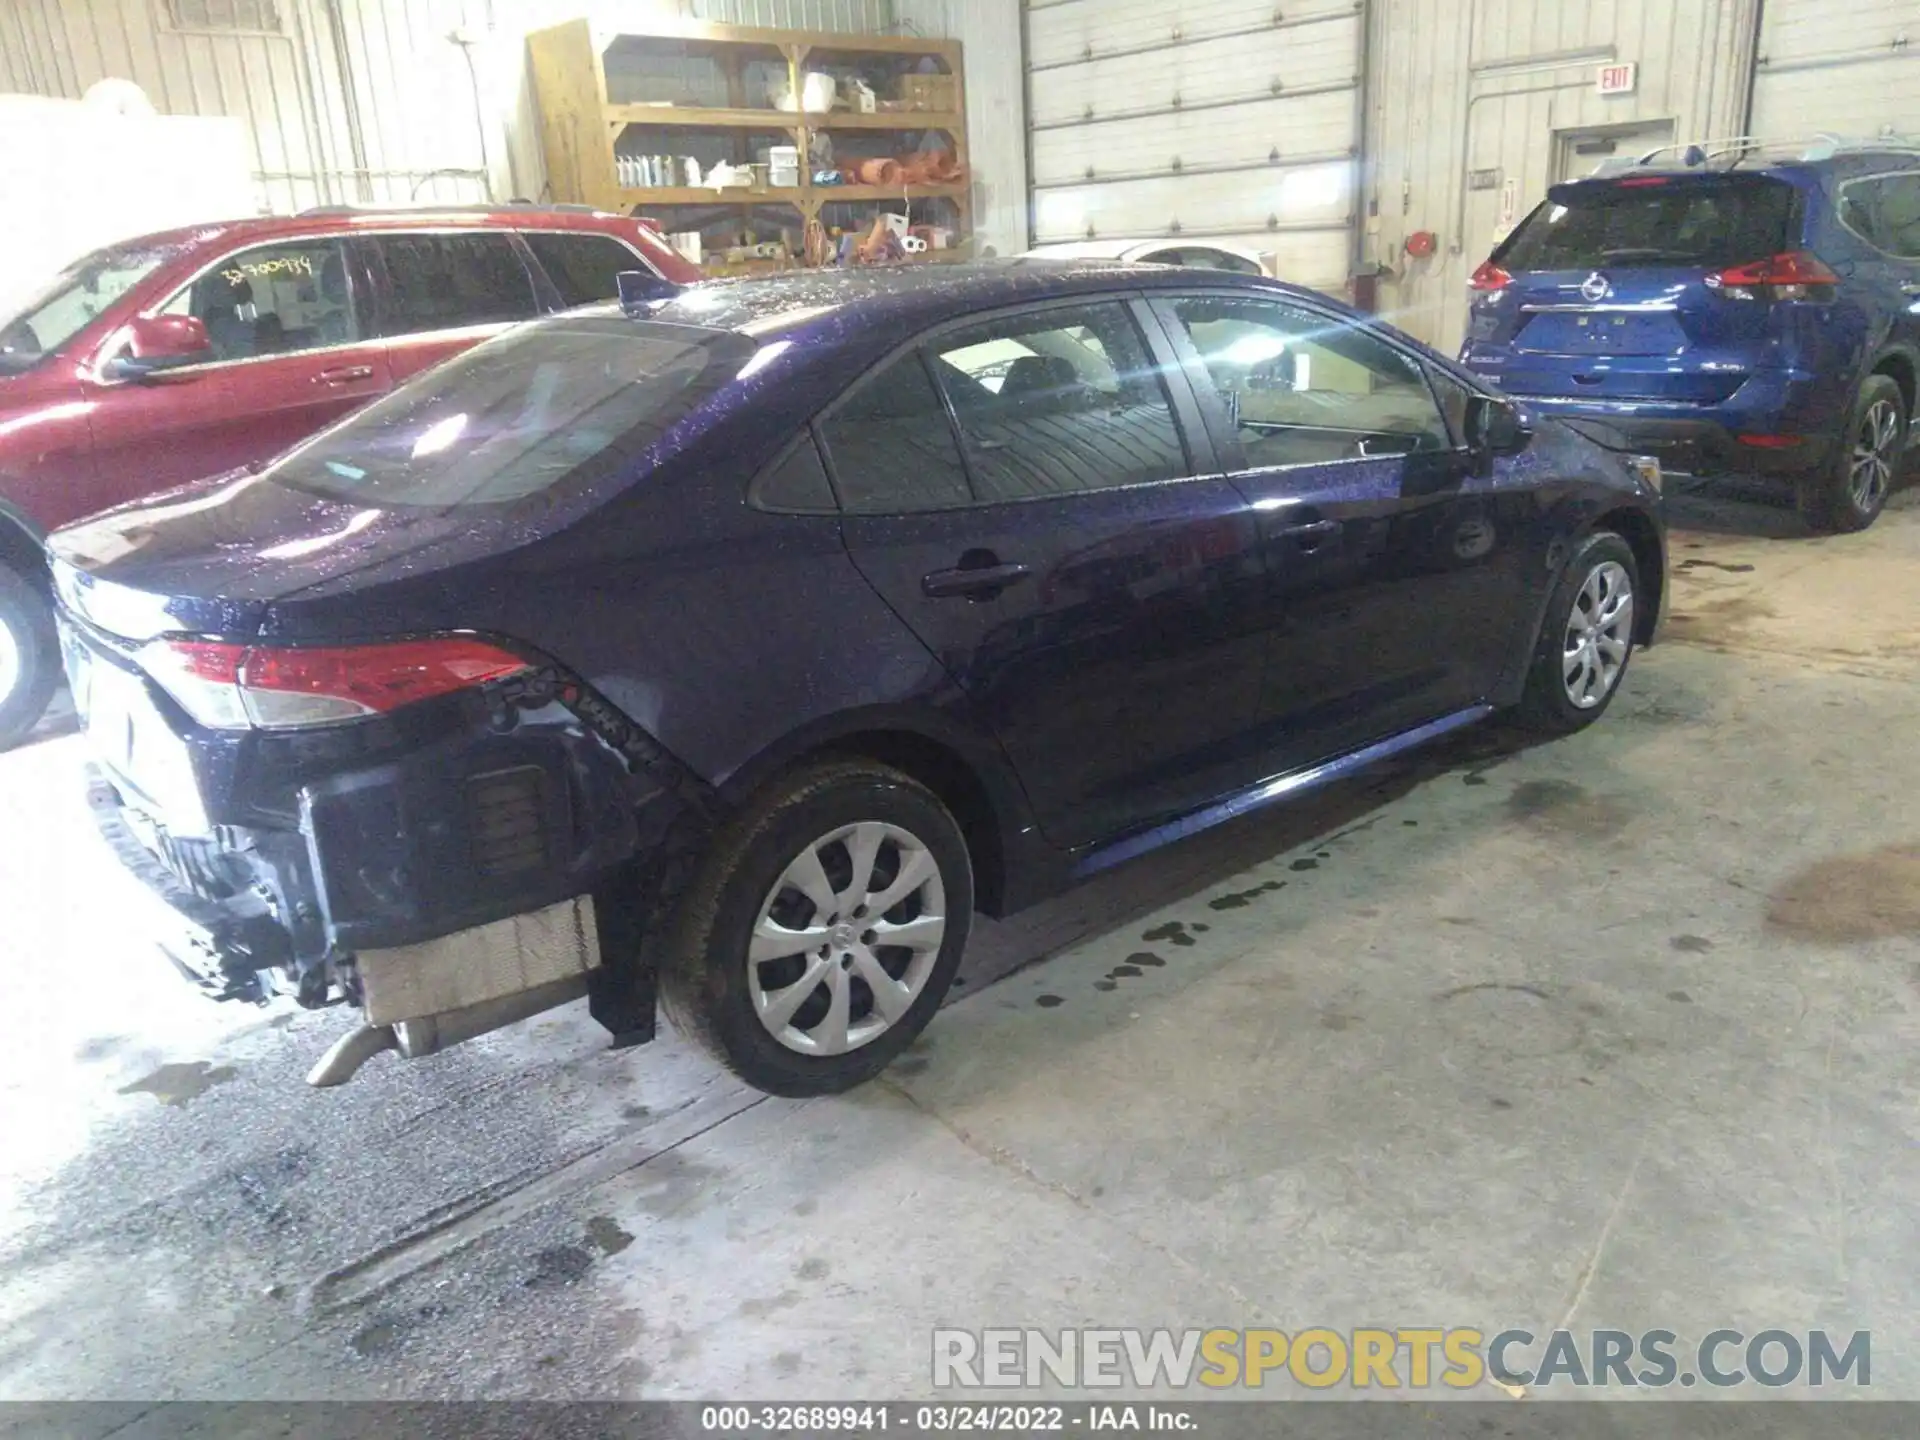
1023 239 1262 264
114 205 641 255
637 259 1298 346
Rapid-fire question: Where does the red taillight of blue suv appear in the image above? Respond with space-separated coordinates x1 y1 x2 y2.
140 636 531 730
1705 251 1839 303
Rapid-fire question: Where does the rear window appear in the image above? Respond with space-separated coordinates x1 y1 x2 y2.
1496 179 1798 272
264 316 752 509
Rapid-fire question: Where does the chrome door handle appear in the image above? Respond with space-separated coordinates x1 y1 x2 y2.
922 561 1032 599
313 364 375 385
1277 519 1341 552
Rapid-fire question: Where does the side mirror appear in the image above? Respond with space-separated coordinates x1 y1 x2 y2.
104 314 212 381
1465 393 1531 459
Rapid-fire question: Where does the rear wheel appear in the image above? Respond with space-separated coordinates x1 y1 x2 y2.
0 567 58 752
658 760 972 1096
1514 531 1640 734
1800 374 1905 533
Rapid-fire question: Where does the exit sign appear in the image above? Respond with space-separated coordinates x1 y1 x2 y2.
1596 62 1638 95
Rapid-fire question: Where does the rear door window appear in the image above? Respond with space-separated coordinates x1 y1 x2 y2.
1839 173 1920 259
370 232 540 336
926 302 1191 502
1498 179 1798 271
523 231 652 307
818 354 973 513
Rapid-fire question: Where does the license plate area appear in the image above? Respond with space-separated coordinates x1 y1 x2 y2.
64 627 209 831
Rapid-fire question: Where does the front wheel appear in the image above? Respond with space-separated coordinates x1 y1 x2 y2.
1514 531 1640 734
1800 374 1905 533
0 567 59 752
658 760 973 1096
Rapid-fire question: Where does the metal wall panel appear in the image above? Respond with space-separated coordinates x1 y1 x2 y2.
692 0 894 27
1365 0 1760 350
1025 0 1363 292
1749 0 1920 139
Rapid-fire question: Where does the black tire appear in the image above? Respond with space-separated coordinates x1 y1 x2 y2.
1800 374 1905 534
0 566 59 752
1514 530 1641 735
657 759 973 1097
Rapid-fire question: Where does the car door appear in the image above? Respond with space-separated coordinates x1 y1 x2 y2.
820 296 1271 851
1836 170 1920 399
1151 291 1530 769
86 236 391 489
358 231 544 384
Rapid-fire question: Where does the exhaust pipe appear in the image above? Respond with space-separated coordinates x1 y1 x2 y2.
307 974 588 1087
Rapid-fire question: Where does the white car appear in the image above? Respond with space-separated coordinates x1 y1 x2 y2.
1020 238 1269 276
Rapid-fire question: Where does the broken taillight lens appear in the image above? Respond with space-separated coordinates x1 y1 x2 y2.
140 636 531 730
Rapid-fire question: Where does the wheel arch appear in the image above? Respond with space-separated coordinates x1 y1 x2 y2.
0 498 50 596
1868 347 1917 422
1591 505 1664 647
715 709 1050 919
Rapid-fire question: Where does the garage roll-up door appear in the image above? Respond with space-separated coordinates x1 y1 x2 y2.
1749 0 1920 139
1025 0 1362 293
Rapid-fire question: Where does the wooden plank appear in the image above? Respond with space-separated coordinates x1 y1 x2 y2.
527 20 619 209
597 17 960 61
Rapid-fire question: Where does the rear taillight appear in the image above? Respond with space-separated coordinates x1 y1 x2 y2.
1468 261 1513 293
140 636 531 731
1706 251 1838 302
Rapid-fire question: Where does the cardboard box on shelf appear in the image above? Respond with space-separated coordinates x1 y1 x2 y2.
895 74 956 112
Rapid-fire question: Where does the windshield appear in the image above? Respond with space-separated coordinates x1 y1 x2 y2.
1496 178 1798 272
266 316 755 509
0 244 177 373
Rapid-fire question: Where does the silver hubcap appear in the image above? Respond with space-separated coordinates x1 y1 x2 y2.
1562 560 1633 710
0 610 21 709
1849 399 1900 512
748 821 947 1057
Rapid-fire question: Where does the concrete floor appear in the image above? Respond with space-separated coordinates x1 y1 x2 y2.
2 478 1918 1403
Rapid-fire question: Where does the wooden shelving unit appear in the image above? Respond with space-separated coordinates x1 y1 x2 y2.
526 16 970 265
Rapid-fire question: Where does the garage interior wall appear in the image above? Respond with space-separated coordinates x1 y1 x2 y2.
0 0 988 223
1365 0 1762 352
1748 0 1919 140
1023 0 1365 296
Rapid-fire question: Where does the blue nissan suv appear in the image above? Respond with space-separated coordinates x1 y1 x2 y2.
1460 138 1920 531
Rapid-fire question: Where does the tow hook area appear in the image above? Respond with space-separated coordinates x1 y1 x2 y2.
306 895 602 1087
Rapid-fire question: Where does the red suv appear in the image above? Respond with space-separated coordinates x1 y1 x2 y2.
0 205 699 746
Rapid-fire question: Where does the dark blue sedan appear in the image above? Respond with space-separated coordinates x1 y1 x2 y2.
49 261 1666 1096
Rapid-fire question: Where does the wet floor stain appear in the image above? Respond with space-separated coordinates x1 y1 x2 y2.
1667 990 1693 1004
774 1352 803 1377
1289 858 1319 872
1489 1097 1514 1110
1109 964 1143 979
1143 921 1198 948
1403 819 1419 826
1190 923 1210 933
1128 951 1167 968
1094 980 1118 992
620 1103 652 1122
1671 934 1715 954
1320 1012 1358 1032
891 1055 931 1077
117 1061 238 1108
587 1216 634 1257
1463 771 1490 787
1678 558 1757 574
74 1035 130 1064
1505 779 1630 838
794 1257 830 1281
525 1244 594 1289
740 1290 801 1319
1766 843 1920 943
1209 879 1285 910
1035 994 1065 1008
